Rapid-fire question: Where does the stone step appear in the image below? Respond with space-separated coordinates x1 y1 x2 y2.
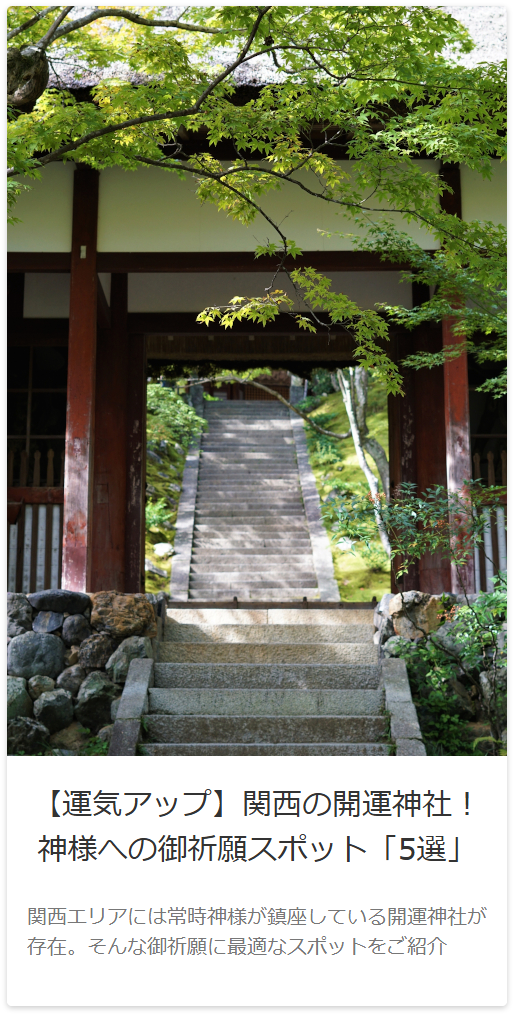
194 510 306 518
143 714 388 743
188 576 318 587
141 743 390 756
187 589 321 600
192 538 312 547
196 495 303 501
154 662 380 689
165 609 373 625
164 623 374 643
158 642 377 663
190 562 316 574
148 687 384 716
191 553 315 564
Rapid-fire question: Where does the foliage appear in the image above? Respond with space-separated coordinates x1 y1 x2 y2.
352 219 507 397
7 6 506 390
305 390 390 601
146 383 207 450
78 733 110 756
145 498 172 531
326 480 506 582
309 369 333 397
396 576 507 754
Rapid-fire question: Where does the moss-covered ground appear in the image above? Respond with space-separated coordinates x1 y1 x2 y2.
145 442 187 595
304 381 391 602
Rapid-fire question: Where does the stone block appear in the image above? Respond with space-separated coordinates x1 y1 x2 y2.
28 589 91 614
7 677 33 720
32 611 63 634
33 689 74 733
28 675 55 701
7 593 32 637
7 717 49 755
8 630 64 679
62 614 92 646
90 591 157 639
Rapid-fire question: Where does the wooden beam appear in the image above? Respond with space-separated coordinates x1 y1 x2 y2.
9 250 433 273
125 334 147 592
62 165 99 592
7 252 71 272
90 274 128 591
8 487 64 504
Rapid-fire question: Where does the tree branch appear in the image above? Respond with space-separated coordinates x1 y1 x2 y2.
38 6 74 50
7 7 59 42
7 6 272 177
41 8 225 45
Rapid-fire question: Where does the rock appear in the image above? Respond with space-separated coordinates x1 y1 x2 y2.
153 542 174 557
49 721 90 752
97 724 113 745
430 621 461 657
388 591 443 640
28 589 91 614
62 614 92 646
33 689 74 733
74 672 120 732
8 630 64 679
145 559 168 577
28 675 55 701
64 646 80 666
105 636 153 682
374 592 394 630
32 611 63 634
7 717 49 755
90 591 157 639
168 482 181 493
7 593 32 637
79 633 118 671
147 449 163 464
56 665 86 697
7 677 33 720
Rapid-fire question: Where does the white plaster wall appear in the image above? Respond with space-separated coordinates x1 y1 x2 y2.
23 273 70 317
7 163 74 251
128 270 412 312
460 161 506 225
98 162 439 252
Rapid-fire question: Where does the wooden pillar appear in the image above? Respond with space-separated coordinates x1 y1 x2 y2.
62 165 99 592
125 334 147 592
443 318 474 593
90 274 128 591
439 162 474 592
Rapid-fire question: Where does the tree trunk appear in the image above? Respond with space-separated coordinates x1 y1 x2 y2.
335 367 391 556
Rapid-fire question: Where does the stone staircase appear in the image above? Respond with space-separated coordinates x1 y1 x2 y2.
188 400 325 600
141 607 390 756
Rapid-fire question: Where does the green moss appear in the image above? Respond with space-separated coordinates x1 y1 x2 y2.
305 384 391 602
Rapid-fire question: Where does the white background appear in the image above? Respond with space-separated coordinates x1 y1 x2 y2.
7 755 507 1007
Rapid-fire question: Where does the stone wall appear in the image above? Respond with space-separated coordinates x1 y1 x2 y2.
7 589 167 755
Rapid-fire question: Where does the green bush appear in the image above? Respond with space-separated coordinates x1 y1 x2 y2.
396 577 507 755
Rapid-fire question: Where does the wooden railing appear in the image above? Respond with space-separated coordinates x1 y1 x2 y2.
473 449 507 593
8 448 65 594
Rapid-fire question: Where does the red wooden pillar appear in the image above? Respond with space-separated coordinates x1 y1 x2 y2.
125 334 147 592
90 274 128 591
443 318 474 593
62 165 99 592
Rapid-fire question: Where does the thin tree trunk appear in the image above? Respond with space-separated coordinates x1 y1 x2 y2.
335 368 391 556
